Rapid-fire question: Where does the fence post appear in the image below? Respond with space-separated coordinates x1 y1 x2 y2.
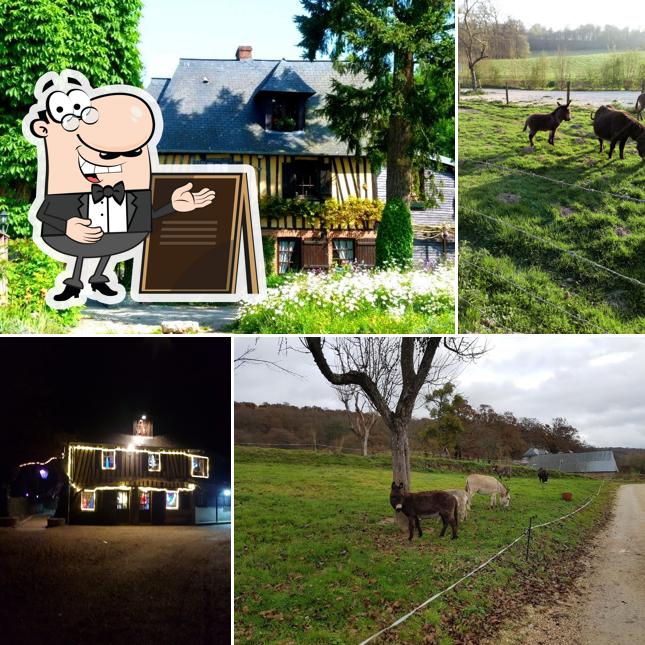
525 515 535 561
505 82 509 105
566 81 571 104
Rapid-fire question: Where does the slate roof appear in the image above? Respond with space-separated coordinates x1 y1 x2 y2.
526 450 618 473
147 58 364 156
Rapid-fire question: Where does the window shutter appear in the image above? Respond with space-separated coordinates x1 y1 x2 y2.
282 162 296 198
302 239 329 269
320 164 332 199
355 239 376 266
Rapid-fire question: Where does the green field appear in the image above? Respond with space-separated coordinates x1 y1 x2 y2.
234 448 612 644
458 100 645 333
460 51 645 90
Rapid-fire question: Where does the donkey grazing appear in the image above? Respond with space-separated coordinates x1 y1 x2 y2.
491 464 512 479
389 482 458 541
538 467 549 484
465 474 510 508
592 105 645 160
523 100 571 146
635 93 645 121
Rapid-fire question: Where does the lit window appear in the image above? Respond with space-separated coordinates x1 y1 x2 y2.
81 490 95 511
116 490 129 510
148 453 161 472
278 239 301 274
101 450 116 470
332 239 355 263
166 491 178 510
139 492 150 510
191 456 208 478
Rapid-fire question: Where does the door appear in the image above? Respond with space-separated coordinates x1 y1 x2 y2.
151 491 165 524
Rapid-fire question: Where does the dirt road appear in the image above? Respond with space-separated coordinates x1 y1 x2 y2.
461 88 640 108
494 484 645 645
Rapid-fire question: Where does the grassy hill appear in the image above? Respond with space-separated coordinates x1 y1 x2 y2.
460 51 645 91
234 447 612 644
458 99 645 333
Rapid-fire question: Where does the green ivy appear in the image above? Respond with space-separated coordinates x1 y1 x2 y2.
375 198 413 268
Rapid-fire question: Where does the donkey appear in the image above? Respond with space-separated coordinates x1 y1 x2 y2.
465 474 510 509
538 467 549 484
389 482 458 541
492 464 512 479
592 105 645 160
635 93 645 121
523 100 572 146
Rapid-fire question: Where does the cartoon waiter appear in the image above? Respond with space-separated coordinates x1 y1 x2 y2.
23 70 215 306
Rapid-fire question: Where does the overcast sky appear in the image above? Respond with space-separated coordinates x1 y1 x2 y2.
491 0 644 31
234 336 645 449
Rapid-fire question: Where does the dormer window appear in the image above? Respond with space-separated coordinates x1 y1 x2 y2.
269 95 304 132
101 450 116 470
191 456 209 478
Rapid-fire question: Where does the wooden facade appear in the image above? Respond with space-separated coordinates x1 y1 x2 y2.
66 443 209 525
159 153 377 274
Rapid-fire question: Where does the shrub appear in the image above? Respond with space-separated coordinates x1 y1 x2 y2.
0 196 32 238
262 235 276 277
375 198 413 268
1 238 81 331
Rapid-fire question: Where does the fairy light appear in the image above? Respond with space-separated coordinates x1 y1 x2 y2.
18 456 58 468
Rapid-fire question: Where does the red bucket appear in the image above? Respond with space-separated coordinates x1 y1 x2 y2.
562 492 573 502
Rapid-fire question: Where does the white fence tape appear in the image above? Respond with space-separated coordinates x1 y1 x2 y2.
358 483 604 645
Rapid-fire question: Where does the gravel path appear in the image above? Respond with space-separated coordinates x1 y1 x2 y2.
461 88 641 108
493 483 645 645
71 298 240 335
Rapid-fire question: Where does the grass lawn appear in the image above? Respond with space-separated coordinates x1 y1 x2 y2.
0 523 230 645
234 447 613 644
458 99 645 333
460 51 645 90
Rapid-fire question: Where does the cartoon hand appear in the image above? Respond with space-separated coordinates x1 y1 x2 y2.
171 182 216 212
66 217 104 243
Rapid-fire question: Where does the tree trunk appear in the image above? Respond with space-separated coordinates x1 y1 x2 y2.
386 50 414 202
390 421 411 491
469 64 478 90
362 430 369 457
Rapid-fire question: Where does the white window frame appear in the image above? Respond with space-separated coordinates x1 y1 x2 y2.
116 490 129 510
165 490 179 510
101 449 116 470
81 490 96 512
191 455 209 478
147 452 161 472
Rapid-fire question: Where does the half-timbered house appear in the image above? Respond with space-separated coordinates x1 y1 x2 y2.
148 46 454 274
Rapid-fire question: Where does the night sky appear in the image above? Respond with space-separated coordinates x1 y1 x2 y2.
0 337 231 483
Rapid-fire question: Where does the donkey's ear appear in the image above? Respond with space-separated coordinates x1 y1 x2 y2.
567 100 572 106
557 101 562 107
391 481 396 487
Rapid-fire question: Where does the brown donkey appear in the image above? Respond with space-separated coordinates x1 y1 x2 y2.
523 100 571 146
389 482 458 541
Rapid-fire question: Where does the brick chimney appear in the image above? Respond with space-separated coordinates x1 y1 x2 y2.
236 46 253 61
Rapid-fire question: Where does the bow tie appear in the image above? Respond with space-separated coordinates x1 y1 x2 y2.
91 181 125 205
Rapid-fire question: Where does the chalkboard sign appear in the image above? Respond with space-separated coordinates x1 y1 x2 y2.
131 165 265 302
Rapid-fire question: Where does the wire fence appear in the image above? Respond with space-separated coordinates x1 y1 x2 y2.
357 483 604 645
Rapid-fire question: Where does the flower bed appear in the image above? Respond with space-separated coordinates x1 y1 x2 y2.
235 263 455 334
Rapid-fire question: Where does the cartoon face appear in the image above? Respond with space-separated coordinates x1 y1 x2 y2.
30 86 156 195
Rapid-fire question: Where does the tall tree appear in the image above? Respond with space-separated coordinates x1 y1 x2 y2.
304 336 484 490
0 0 143 201
424 382 466 458
458 0 495 90
337 388 378 457
295 0 454 202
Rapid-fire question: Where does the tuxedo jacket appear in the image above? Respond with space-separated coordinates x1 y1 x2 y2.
37 190 174 238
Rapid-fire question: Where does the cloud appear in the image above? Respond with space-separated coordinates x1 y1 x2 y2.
234 336 645 449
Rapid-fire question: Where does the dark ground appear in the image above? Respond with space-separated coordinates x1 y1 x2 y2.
0 520 230 645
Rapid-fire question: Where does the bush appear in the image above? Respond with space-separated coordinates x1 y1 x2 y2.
262 235 276 277
0 195 32 238
375 198 413 268
0 238 81 332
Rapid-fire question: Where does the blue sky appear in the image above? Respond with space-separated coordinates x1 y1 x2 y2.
139 0 311 84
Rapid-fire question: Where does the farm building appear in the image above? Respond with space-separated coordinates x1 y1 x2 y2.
66 433 211 525
520 447 549 463
148 46 454 273
526 450 618 473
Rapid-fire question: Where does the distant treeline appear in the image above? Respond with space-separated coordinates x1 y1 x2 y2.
528 25 645 54
234 401 587 461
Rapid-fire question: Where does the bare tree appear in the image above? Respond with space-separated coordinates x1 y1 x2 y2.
303 337 485 490
459 0 496 90
337 388 378 457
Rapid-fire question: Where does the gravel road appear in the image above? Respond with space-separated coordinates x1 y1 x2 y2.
493 483 645 645
461 88 641 108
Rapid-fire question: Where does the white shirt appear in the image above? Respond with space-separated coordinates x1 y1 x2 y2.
88 194 128 233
